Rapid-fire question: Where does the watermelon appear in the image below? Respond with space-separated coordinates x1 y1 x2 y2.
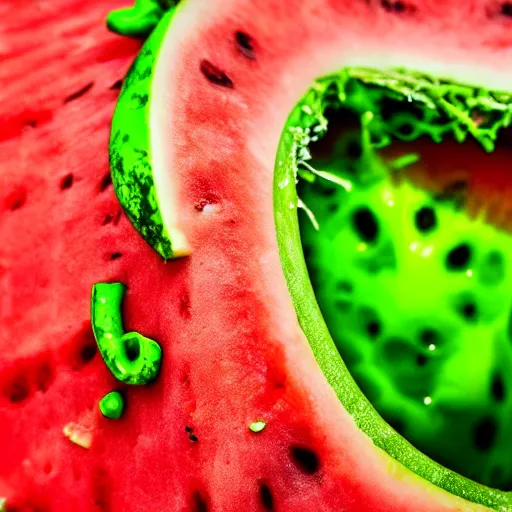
2 1 512 511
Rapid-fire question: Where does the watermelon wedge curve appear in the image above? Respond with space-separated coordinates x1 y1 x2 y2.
2 0 512 511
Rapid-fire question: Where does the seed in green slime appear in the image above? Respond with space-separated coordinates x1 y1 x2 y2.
415 206 437 233
446 243 471 270
367 321 381 339
461 302 477 321
352 207 378 243
417 354 428 367
491 373 506 403
473 416 498 452
420 328 440 348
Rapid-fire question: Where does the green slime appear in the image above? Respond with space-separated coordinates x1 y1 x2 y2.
298 72 512 490
91 282 162 385
300 137 512 488
275 71 512 509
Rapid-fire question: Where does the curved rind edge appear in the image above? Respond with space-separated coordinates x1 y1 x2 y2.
109 10 188 260
273 118 512 511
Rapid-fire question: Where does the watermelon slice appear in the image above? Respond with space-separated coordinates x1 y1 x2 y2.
2 1 512 511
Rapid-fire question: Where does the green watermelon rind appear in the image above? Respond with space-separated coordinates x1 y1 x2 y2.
109 9 177 260
274 84 512 510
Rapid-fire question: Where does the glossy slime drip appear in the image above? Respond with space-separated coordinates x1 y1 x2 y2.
299 116 512 489
91 282 162 385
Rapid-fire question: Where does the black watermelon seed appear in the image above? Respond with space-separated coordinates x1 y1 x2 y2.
80 343 97 364
64 82 94 103
491 373 506 402
352 207 378 243
381 0 407 13
416 354 428 366
415 206 436 232
446 243 471 270
473 416 498 452
367 321 381 339
7 375 30 403
110 79 123 90
420 329 439 346
259 483 274 510
6 187 27 211
398 123 414 136
290 446 319 474
200 60 234 88
235 31 256 59
192 492 208 512
100 173 112 192
501 2 512 16
461 302 477 321
60 173 74 190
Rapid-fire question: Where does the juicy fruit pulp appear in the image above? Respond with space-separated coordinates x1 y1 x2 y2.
295 74 512 489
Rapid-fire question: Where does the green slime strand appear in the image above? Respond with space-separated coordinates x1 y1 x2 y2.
91 283 162 385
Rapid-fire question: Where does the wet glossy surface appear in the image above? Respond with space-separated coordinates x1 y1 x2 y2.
300 132 512 489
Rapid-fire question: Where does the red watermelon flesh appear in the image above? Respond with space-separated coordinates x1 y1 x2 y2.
1 1 511 511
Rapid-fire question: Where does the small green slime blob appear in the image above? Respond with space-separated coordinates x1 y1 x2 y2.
99 391 125 420
91 282 162 385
